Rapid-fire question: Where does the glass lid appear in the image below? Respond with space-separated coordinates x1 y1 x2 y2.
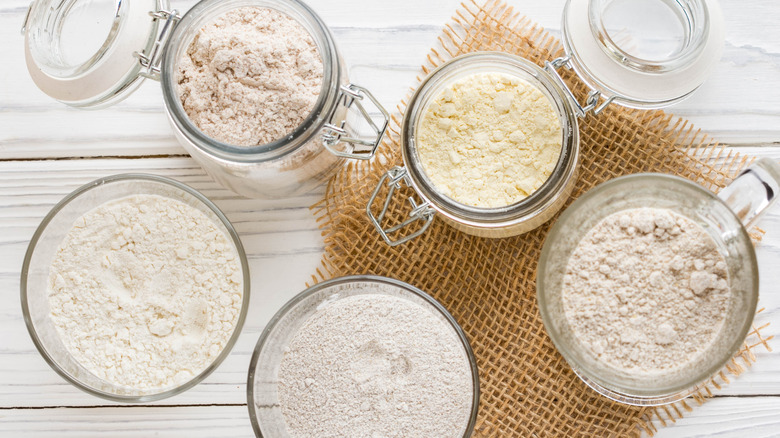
560 0 725 109
23 0 166 108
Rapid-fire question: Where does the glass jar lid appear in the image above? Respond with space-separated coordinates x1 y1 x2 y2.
23 0 167 107
560 0 724 109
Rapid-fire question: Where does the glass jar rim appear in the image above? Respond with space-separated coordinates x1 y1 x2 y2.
401 52 579 229
20 173 251 402
536 172 759 399
160 0 343 163
587 0 710 73
246 275 480 437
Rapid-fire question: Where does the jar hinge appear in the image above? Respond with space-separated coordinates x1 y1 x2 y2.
134 8 181 81
20 2 33 36
367 166 435 246
322 84 390 160
544 56 615 117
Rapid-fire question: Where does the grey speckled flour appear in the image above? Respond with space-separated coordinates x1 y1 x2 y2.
277 293 473 438
562 207 730 375
177 7 323 146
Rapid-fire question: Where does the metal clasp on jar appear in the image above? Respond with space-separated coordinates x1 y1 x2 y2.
322 84 390 160
367 166 435 246
134 8 181 81
544 56 615 118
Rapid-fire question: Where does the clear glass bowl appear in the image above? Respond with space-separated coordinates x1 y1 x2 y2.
537 173 761 405
246 275 480 437
20 174 250 402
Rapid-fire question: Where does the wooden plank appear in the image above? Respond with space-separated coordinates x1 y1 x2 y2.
0 396 779 437
0 405 254 438
649 396 780 438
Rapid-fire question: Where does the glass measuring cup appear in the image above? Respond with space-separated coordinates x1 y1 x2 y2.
537 158 780 405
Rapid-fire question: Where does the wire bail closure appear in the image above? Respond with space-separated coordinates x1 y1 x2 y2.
367 166 435 246
544 56 615 118
134 8 181 81
322 84 390 160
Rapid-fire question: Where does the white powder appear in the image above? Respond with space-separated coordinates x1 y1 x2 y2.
562 207 730 374
277 293 473 438
177 7 323 147
417 72 562 208
48 194 243 390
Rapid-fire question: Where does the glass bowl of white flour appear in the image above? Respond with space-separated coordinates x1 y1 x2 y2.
247 275 479 437
21 174 250 402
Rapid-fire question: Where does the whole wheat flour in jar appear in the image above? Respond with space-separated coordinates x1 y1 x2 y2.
417 72 562 208
277 293 473 438
562 207 730 375
47 194 243 389
177 7 323 146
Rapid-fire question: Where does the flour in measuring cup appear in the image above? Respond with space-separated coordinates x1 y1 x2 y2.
277 293 473 437
562 207 730 374
47 194 243 389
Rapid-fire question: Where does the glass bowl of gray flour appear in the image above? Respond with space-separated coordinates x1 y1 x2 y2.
21 174 250 402
537 158 780 405
247 275 479 437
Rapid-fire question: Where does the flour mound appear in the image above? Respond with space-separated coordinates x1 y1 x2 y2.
562 207 730 375
48 194 244 390
177 7 323 147
417 72 562 208
277 293 473 437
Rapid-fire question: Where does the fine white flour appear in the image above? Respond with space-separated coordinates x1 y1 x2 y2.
48 194 243 389
177 7 323 146
562 207 730 374
277 293 473 438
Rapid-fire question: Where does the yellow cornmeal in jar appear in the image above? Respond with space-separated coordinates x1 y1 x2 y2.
417 72 562 208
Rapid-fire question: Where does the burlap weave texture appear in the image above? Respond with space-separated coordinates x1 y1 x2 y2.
312 1 773 436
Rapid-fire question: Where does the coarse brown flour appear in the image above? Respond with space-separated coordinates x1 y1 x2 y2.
48 194 243 389
177 7 323 146
277 293 473 437
562 207 730 375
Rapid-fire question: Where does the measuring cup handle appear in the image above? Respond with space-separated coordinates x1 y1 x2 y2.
717 158 780 229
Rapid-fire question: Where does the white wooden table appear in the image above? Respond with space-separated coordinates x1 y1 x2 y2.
2 0 779 436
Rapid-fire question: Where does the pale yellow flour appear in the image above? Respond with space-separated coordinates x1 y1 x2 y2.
417 72 562 208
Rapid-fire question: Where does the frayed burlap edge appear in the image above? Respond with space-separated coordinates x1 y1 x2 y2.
309 1 774 436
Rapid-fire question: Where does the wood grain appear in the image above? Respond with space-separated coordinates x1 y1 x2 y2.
1 397 780 438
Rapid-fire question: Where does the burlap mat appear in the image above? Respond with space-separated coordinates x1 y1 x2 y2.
311 1 774 436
